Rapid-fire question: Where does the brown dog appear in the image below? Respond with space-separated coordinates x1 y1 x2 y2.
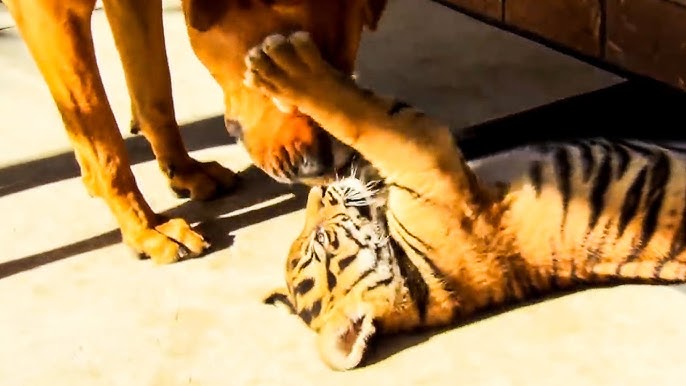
4 0 387 264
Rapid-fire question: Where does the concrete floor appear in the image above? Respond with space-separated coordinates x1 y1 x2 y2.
2 0 686 385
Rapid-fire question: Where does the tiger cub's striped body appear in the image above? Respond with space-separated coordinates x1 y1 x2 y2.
243 31 686 371
472 140 686 290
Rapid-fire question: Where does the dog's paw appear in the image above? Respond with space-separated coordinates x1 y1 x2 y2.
123 216 210 264
161 158 239 201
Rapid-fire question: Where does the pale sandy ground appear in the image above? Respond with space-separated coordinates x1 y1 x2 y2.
2 1 686 385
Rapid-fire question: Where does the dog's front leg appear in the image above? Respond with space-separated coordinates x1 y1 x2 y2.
6 0 209 263
102 0 239 200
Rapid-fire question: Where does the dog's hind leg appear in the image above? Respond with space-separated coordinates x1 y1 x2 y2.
5 0 209 264
102 0 239 200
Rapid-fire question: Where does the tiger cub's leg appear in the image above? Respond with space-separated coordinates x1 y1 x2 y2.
243 32 485 206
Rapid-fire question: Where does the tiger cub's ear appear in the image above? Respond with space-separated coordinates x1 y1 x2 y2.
316 306 376 371
263 288 295 314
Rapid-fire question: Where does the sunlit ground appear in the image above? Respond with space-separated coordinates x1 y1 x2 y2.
3 1 685 385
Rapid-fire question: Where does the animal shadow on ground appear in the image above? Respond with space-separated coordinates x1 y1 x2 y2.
361 282 656 367
0 115 309 280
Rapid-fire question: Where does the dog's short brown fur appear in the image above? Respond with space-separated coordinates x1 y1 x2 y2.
4 0 387 263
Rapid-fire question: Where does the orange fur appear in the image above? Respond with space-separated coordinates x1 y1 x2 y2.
246 32 686 370
4 0 387 263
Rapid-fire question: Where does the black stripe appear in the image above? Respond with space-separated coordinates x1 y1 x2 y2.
612 143 631 179
588 139 611 159
330 212 350 221
391 238 430 321
296 254 314 274
389 212 455 297
657 143 686 154
388 100 411 116
345 268 375 296
574 140 595 182
618 140 655 156
310 299 322 319
585 220 613 278
588 152 613 230
553 147 572 226
391 174 481 208
550 247 560 289
666 185 686 258
617 166 648 237
294 278 314 296
325 192 339 206
640 152 670 245
569 252 579 284
326 271 337 292
312 248 322 263
507 254 533 301
389 210 455 318
356 205 372 220
501 263 517 302
328 231 339 249
322 230 339 293
460 216 474 233
387 209 433 253
366 276 395 291
297 299 322 325
653 257 673 280
324 251 337 292
528 161 543 196
388 182 423 201
263 292 295 313
337 254 356 271
619 152 671 269
339 225 365 248
653 182 686 279
528 268 547 294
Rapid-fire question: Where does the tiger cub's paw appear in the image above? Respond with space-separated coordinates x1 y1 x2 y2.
243 31 339 109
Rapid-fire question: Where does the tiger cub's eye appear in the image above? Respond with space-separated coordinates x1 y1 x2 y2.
315 229 328 245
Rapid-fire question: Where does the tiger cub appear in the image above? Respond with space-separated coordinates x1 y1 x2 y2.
243 31 686 371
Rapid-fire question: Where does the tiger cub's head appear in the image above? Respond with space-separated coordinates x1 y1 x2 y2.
265 174 408 370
